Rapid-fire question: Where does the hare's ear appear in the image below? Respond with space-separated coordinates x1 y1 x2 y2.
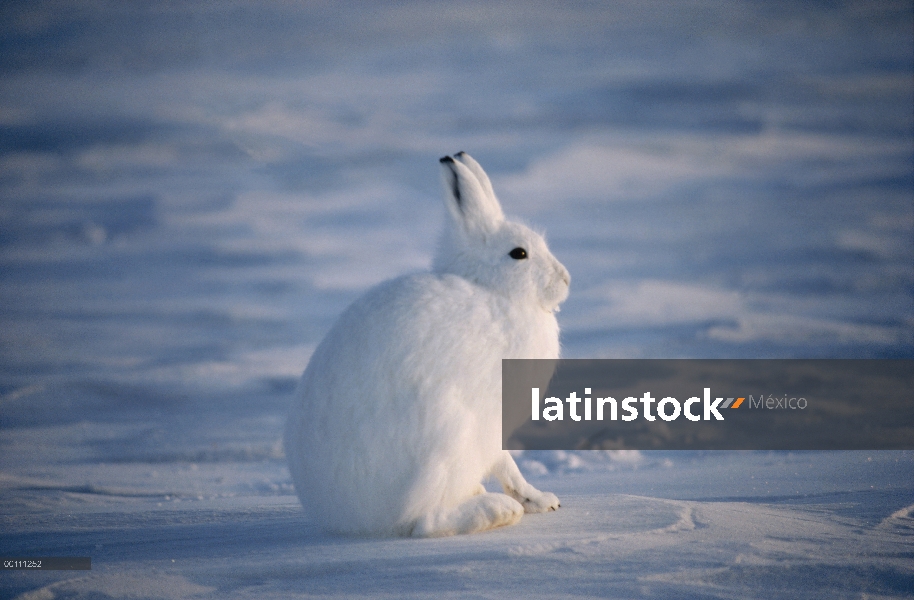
453 151 497 205
439 154 504 238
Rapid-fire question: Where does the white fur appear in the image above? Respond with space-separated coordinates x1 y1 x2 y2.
285 152 570 537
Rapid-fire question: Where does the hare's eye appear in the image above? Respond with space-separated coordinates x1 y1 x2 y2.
509 247 528 260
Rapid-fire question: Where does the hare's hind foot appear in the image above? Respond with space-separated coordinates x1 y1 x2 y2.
409 492 524 538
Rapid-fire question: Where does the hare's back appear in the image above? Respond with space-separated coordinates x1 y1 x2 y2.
308 273 506 386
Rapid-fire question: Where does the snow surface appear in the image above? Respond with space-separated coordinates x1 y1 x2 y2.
1 1 913 598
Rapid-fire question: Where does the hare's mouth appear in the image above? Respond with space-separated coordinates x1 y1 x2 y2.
539 296 565 314
541 282 569 313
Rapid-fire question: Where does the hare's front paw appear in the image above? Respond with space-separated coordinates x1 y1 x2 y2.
508 487 561 513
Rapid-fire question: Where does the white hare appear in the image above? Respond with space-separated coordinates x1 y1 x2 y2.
285 152 570 537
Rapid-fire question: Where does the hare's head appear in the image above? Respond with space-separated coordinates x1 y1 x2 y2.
433 152 570 313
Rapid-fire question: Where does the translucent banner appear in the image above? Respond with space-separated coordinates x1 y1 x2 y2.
502 359 914 450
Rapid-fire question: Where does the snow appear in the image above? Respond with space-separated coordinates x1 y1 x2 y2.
1 1 913 598
3 447 913 598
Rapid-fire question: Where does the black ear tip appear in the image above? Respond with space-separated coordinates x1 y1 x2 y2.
455 151 466 157
439 155 454 164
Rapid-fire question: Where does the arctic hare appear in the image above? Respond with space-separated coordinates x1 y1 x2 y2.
285 152 570 537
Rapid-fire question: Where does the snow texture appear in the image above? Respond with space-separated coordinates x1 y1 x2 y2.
1 1 912 598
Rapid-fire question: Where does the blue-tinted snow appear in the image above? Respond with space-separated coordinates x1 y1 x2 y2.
1 1 912 598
